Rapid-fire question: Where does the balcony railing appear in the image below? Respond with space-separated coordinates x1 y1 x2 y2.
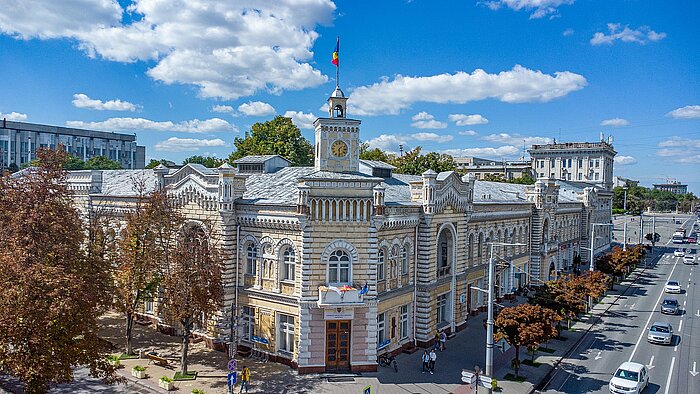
437 265 451 277
317 284 366 307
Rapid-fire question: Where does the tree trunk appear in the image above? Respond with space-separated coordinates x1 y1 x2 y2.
126 312 134 355
180 319 190 375
514 346 520 377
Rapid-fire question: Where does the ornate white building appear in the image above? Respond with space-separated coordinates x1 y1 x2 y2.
67 86 612 373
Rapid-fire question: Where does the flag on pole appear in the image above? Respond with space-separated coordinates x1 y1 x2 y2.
331 37 339 66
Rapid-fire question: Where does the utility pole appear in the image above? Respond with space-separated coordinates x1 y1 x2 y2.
623 221 627 251
652 216 656 253
639 214 644 244
485 243 495 382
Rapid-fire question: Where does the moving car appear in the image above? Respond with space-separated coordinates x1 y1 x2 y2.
665 280 681 293
647 322 673 345
674 249 685 257
660 298 679 315
609 362 649 394
684 255 695 265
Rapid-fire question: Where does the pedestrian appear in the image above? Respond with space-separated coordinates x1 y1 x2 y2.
421 350 430 373
239 365 251 393
428 348 437 374
439 331 447 351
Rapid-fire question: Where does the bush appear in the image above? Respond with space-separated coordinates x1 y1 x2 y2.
192 390 206 394
132 365 146 372
160 376 174 383
612 208 626 215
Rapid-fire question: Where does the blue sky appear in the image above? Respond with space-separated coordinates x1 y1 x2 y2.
0 1 698 192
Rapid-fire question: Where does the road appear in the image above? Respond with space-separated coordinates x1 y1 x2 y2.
541 214 700 394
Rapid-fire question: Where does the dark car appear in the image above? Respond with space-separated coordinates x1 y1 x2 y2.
661 298 679 314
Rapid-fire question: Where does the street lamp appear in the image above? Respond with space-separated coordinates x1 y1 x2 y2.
589 223 614 272
485 242 526 389
622 186 628 213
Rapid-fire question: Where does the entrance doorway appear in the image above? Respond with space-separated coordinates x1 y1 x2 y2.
325 320 351 371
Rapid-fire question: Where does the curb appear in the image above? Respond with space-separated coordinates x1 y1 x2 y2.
528 253 660 393
120 372 161 394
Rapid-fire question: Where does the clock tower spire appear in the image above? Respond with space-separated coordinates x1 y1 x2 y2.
313 85 361 173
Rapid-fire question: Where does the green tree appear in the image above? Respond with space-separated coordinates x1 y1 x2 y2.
146 159 171 169
359 142 394 162
392 147 457 175
0 148 118 393
182 155 225 168
228 116 313 166
85 156 123 170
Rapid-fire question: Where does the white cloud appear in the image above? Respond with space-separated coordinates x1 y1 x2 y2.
349 65 586 116
600 118 630 127
0 111 28 121
212 105 234 113
459 130 478 136
483 0 575 19
72 93 139 111
154 137 227 152
483 133 552 146
590 23 666 46
442 145 521 158
0 1 335 100
283 110 316 130
667 105 700 119
238 101 276 117
366 134 407 152
656 137 700 165
410 113 447 129
658 137 700 149
448 114 489 126
614 155 637 166
562 28 574 36
411 132 453 143
66 117 235 133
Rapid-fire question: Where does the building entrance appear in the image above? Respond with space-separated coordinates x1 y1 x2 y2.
325 320 351 371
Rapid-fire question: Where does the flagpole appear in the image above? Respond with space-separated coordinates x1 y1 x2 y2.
336 36 340 88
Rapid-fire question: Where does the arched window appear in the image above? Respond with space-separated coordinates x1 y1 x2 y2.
468 234 474 264
282 247 295 281
478 233 484 258
333 105 344 118
391 245 400 278
377 249 386 281
401 245 409 275
328 249 351 284
246 244 257 275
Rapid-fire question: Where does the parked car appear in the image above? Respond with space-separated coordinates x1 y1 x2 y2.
609 362 649 394
683 255 695 265
647 322 673 345
664 280 682 293
660 298 679 314
674 249 685 257
688 233 697 243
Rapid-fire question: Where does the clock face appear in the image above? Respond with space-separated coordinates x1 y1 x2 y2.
331 140 348 157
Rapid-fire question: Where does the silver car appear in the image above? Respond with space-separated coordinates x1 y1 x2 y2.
647 322 673 345
660 298 679 315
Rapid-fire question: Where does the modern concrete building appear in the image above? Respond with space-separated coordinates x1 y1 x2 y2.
529 137 616 190
0 119 145 170
65 85 613 374
454 156 533 180
653 181 688 195
613 176 639 189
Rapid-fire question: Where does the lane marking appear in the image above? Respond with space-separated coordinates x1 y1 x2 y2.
684 300 687 306
594 351 602 360
679 320 683 333
647 355 655 370
664 356 676 394
691 362 699 377
629 258 680 361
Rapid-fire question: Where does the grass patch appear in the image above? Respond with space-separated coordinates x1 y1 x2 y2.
174 371 198 381
521 359 542 367
119 353 139 360
503 373 527 382
537 347 556 354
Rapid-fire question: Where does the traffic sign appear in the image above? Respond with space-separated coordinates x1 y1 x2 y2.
479 375 493 388
461 370 476 385
227 372 237 387
363 385 371 394
495 338 511 353
227 359 237 372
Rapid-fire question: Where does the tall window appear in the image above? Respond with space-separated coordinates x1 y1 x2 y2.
246 244 257 275
400 305 409 340
144 298 153 314
241 306 254 342
437 293 448 324
328 249 350 284
282 247 295 281
377 249 385 281
278 314 295 353
377 312 386 345
401 245 409 275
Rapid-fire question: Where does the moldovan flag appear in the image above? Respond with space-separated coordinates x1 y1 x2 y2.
331 37 339 66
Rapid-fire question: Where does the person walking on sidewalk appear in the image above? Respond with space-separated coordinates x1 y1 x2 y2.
421 350 430 372
428 349 437 374
239 366 251 393
439 330 447 351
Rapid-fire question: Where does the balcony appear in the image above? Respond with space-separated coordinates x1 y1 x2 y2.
437 265 451 278
317 285 366 307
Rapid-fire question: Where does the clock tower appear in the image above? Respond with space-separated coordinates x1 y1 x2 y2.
313 86 361 173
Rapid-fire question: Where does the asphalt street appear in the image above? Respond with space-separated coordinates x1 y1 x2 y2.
542 214 700 394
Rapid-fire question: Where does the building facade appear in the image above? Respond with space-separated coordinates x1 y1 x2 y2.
454 156 533 180
66 87 613 373
0 119 145 170
653 181 688 195
529 138 616 190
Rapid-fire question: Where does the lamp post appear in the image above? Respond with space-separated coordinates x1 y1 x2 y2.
622 186 628 212
485 241 526 391
589 223 614 271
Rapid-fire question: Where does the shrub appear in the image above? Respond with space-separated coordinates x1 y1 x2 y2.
160 376 174 383
132 365 146 372
192 390 206 394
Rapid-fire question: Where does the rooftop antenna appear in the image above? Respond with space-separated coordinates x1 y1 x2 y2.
399 144 404 157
